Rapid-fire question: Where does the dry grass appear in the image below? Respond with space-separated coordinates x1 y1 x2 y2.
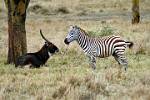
0 0 150 100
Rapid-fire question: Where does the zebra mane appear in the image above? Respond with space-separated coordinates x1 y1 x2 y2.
78 27 90 37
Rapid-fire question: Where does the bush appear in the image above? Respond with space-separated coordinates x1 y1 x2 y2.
88 26 114 37
55 7 70 14
29 4 50 15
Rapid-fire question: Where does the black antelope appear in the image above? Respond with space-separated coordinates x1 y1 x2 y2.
15 30 59 68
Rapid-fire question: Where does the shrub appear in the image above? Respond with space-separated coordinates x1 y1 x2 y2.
29 4 50 15
88 26 114 37
55 7 69 14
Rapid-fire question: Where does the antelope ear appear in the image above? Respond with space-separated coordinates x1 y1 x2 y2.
45 42 49 46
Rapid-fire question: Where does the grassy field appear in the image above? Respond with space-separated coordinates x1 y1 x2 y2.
0 0 150 100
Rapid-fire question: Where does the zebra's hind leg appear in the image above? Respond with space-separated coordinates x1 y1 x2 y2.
87 55 96 70
113 54 128 79
113 54 128 71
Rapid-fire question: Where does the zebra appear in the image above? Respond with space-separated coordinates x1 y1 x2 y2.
64 25 133 71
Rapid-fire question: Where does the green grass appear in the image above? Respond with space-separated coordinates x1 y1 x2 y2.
0 48 150 100
0 24 150 99
1 0 150 99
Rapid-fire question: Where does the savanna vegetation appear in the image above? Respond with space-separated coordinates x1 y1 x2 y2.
0 0 150 100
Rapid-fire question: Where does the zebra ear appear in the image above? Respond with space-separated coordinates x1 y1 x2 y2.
74 25 78 28
69 25 74 30
69 25 78 29
74 25 80 30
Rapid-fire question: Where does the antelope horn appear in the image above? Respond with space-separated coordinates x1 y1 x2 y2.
40 29 49 42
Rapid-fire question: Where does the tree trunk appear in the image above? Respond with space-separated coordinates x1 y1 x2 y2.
4 0 30 64
132 0 140 24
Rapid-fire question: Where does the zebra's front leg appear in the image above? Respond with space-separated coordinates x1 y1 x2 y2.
88 56 96 70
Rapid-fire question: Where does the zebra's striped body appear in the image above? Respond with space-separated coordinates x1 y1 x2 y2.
64 25 133 71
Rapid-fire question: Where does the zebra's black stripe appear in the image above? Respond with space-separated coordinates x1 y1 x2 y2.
65 26 133 71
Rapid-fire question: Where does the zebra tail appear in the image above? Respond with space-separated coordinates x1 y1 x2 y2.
125 41 134 48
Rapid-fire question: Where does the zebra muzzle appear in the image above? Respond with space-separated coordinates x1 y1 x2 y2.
64 38 70 45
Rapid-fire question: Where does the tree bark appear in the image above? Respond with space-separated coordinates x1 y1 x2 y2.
132 0 140 24
4 0 30 64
